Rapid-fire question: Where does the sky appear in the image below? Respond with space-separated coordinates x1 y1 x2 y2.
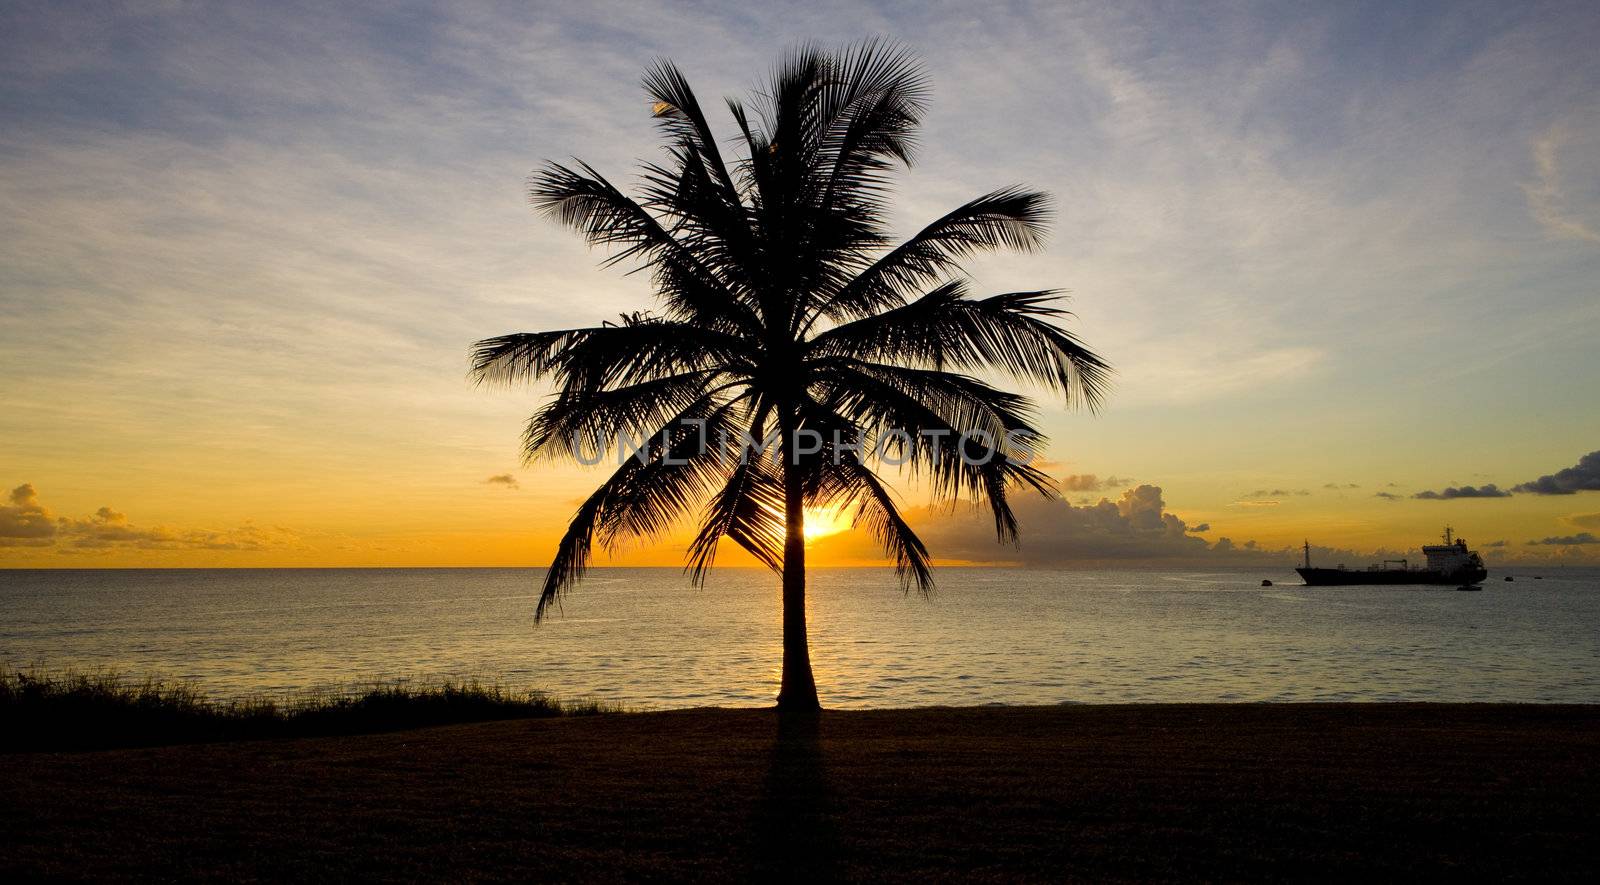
2 0 1598 568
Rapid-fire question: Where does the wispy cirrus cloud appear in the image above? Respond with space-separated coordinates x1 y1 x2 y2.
1524 121 1600 244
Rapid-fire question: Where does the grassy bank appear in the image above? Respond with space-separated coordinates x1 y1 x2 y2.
2 703 1597 880
0 666 615 751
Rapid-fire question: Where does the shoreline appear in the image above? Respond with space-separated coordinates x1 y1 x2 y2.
5 703 1597 879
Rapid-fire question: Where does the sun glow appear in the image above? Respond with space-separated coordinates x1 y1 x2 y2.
803 506 854 542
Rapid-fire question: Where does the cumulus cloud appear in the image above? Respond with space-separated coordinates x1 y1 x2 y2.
1512 450 1600 495
816 484 1372 566
908 484 1210 563
1412 484 1511 499
0 483 57 546
57 505 177 548
483 473 520 489
1059 474 1103 492
0 484 302 555
810 479 1566 566
1527 532 1598 546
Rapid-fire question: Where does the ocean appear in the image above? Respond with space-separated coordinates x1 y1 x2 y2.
3 566 1597 709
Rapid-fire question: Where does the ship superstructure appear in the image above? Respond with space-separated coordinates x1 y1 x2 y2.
1295 527 1487 586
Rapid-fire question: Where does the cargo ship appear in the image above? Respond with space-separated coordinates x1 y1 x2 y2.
1295 527 1487 586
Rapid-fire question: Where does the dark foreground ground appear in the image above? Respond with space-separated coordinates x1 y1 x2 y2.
3 704 1597 882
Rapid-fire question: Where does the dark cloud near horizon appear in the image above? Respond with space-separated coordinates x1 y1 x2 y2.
1323 482 1360 490
812 484 1212 564
1374 491 1402 500
1059 474 1103 492
1512 450 1600 495
1244 488 1310 498
484 473 520 489
0 483 300 554
0 483 56 546
815 485 1398 566
1060 474 1132 493
1413 484 1511 499
1527 532 1598 545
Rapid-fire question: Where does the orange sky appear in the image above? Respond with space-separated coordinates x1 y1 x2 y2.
3 4 1599 569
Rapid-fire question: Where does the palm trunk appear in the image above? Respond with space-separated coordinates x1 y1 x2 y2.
776 423 821 712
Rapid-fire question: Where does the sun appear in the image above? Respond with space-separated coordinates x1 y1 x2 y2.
803 506 854 542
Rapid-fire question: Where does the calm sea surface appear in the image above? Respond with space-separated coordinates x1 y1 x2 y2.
2 566 1597 708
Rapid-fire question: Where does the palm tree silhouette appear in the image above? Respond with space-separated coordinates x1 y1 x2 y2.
471 42 1108 711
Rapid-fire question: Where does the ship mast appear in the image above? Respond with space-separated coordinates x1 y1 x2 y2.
1443 526 1453 545
1303 540 1310 569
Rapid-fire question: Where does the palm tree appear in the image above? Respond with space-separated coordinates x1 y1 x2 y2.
471 42 1109 712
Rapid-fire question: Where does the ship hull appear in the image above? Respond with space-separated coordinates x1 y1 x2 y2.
1296 567 1488 586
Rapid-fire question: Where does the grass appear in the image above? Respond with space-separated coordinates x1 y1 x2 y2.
0 665 616 752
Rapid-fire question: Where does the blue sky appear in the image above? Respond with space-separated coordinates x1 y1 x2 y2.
2 0 1598 564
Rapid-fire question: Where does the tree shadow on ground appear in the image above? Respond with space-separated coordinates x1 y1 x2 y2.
745 711 840 880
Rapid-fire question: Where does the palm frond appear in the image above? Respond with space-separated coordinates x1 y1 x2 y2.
805 188 1051 326
470 317 751 395
522 370 728 463
686 454 786 583
812 359 1044 455
815 39 929 211
798 386 1052 544
536 401 740 619
481 43 1108 621
809 283 1112 409
642 58 741 202
815 456 933 593
529 162 762 336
